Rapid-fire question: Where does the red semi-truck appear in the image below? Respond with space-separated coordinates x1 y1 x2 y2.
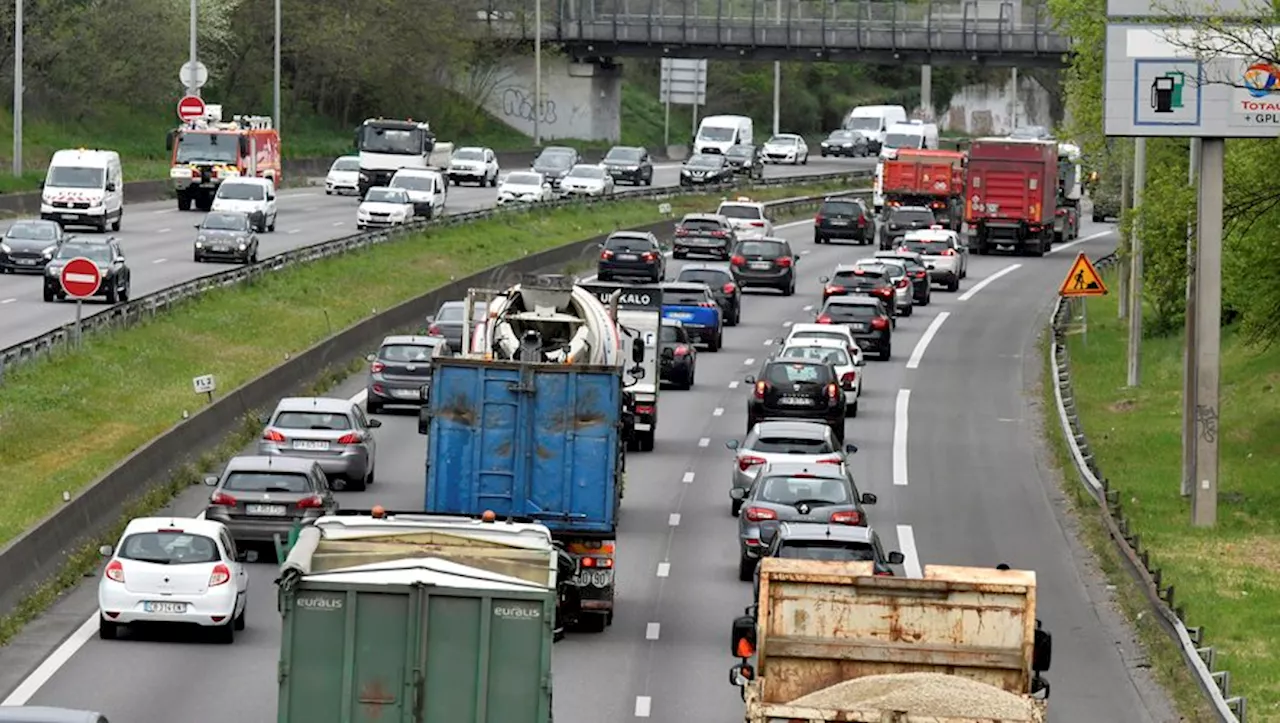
881 149 966 230
964 138 1058 256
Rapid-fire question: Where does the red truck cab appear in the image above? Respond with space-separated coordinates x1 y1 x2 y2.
963 138 1058 257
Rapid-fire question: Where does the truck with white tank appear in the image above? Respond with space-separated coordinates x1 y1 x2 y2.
354 118 455 198
1055 142 1083 242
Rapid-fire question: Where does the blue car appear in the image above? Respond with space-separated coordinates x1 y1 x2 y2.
661 281 724 352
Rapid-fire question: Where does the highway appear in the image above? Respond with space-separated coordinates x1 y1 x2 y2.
0 206 1180 721
0 158 859 350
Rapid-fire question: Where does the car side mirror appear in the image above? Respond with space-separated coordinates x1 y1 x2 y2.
845 443 858 454
818 276 830 283
1033 625 1053 672
860 492 877 505
203 475 219 486
99 544 114 556
743 375 755 384
194 224 202 229
725 439 740 450
367 418 382 428
366 353 376 362
731 615 757 657
729 487 747 501
105 182 116 192
661 347 675 360
887 551 906 565
632 337 645 363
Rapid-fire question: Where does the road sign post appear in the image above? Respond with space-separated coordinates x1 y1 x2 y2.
660 59 708 149
179 61 208 90
60 257 102 349
177 95 206 123
1059 253 1108 346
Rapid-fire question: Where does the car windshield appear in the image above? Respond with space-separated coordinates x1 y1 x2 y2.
568 165 605 179
759 476 849 505
766 362 831 386
865 262 904 279
768 136 798 145
357 125 424 154
175 131 239 163
331 158 359 172
726 145 753 158
688 155 723 168
680 219 725 232
201 213 249 231
665 291 708 306
719 205 763 220
751 435 833 454
844 116 882 131
777 540 876 561
436 302 483 322
380 344 436 362
889 209 936 225
833 270 884 285
605 148 643 162
884 132 922 149
822 201 861 215
222 471 312 493
790 331 849 346
46 165 105 189
506 173 542 186
901 238 952 255
535 151 574 168
660 325 681 343
824 302 879 319
678 269 730 286
738 241 784 257
453 149 484 161
118 531 220 565
391 175 437 191
605 235 652 252
272 411 353 431
6 221 58 241
698 126 736 141
55 244 112 263
365 188 404 203
827 131 859 142
218 183 265 201
782 345 850 366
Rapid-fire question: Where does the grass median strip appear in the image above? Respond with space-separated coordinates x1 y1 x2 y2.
1056 272 1280 714
0 182 849 550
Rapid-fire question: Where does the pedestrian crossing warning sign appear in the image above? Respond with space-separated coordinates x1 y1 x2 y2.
1059 252 1108 297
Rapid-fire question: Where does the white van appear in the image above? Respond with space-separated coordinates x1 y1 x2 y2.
879 121 939 160
211 177 277 232
694 115 754 155
40 149 124 232
389 168 448 219
843 105 908 154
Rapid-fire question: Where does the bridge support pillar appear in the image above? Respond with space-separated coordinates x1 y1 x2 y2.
473 55 623 143
920 65 934 121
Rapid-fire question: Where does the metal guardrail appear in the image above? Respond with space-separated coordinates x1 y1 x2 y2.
1049 256 1246 723
0 170 870 386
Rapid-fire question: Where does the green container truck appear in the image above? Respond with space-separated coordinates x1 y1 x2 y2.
276 512 557 723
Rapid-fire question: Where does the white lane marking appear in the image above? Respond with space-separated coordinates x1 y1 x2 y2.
775 219 815 230
157 228 171 234
63 272 97 284
0 615 98 706
893 389 910 486
803 304 814 312
332 221 344 227
958 264 1021 302
743 358 755 366
669 513 682 526
783 320 793 327
151 208 171 215
762 339 773 346
1 298 15 304
728 381 740 389
153 258 167 265
288 229 301 235
1047 228 1114 255
906 312 950 370
351 389 368 405
713 407 724 417
896 524 924 579
656 562 671 577
646 622 661 640
682 471 695 483
800 249 811 256
635 696 653 718
698 438 710 448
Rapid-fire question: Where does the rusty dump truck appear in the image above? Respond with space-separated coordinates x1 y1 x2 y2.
728 560 1052 723
881 149 967 230
964 138 1059 257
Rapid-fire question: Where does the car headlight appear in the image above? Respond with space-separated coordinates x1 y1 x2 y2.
238 242 247 250
0 242 10 253
42 245 55 257
236 237 246 244
197 235 207 243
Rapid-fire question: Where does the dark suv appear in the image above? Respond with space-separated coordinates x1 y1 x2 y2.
744 359 846 441
724 144 765 180
879 205 936 249
816 296 893 361
676 264 741 325
532 146 579 190
673 213 736 260
819 265 896 318
597 231 665 282
729 238 797 295
814 197 873 245
602 146 654 186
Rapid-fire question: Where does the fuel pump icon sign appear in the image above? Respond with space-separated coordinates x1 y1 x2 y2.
1151 71 1185 113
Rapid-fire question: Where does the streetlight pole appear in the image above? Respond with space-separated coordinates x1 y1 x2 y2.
12 0 23 177
273 0 281 132
188 0 200 98
534 0 543 147
772 1 781 136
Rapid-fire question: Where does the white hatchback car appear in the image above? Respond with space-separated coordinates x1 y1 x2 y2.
97 517 248 643
782 323 867 367
357 187 416 229
762 134 810 165
716 198 774 239
497 171 554 205
777 337 863 415
325 155 361 195
211 177 277 232
900 227 969 292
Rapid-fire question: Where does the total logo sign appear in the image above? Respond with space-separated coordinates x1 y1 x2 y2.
1235 60 1280 124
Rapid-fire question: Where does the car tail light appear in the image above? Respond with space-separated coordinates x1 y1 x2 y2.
941 248 957 256
750 221 765 227
858 216 867 228
840 371 857 389
875 569 894 577
711 230 727 238
871 316 890 331
372 383 385 395
297 495 325 509
699 301 718 308
931 201 945 209
898 246 912 254
209 563 232 587
896 278 910 289
642 251 657 262
816 314 833 324
722 282 737 294
580 555 614 569
675 227 689 236
336 432 361 444
1055 208 1065 216
814 213 825 224
104 560 125 583
674 345 690 357
825 285 845 295
776 256 792 268
830 510 863 525
913 271 927 278
738 454 767 471
263 429 285 442
754 380 768 399
370 361 385 373
731 255 745 266
427 324 442 336
873 287 893 298
636 404 656 415
817 456 843 465
210 492 237 506
744 507 777 522
601 250 614 260
826 382 840 403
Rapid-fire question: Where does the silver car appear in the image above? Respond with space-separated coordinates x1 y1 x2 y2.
366 335 448 414
203 455 338 547
257 397 380 491
854 258 914 317
732 461 878 580
725 420 857 515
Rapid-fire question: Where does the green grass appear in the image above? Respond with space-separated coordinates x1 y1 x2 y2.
0 180 850 552
1064 270 1280 718
619 80 696 151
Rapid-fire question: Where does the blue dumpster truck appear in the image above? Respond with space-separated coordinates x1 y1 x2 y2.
419 356 624 632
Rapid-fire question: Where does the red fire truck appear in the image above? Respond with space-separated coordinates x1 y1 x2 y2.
166 106 281 212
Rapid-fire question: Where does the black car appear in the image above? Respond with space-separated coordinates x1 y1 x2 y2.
818 265 895 315
819 130 870 158
729 238 796 295
426 299 487 353
744 358 846 442
365 334 448 413
752 522 903 587
879 205 937 249
676 264 741 326
679 153 734 187
814 197 873 245
673 213 736 260
602 146 654 186
724 144 765 180
193 211 259 264
532 146 579 190
42 237 131 303
1 219 66 273
659 320 697 389
816 296 892 361
598 231 665 282
874 250 932 306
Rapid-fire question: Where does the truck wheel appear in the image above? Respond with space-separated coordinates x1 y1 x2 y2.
738 556 756 582
707 330 722 352
178 195 192 212
578 612 608 633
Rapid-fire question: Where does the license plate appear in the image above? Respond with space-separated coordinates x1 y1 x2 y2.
851 323 868 332
617 254 638 261
749 262 771 270
830 219 850 225
247 503 288 516
61 213 77 220
144 601 188 614
392 388 419 398
16 259 35 265
778 396 812 406
212 245 228 252
668 312 694 320
293 440 330 451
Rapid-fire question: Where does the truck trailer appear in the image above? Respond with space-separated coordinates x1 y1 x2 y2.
728 559 1052 723
964 138 1059 257
276 512 558 723
881 149 967 230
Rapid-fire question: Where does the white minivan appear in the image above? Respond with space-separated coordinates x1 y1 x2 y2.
694 115 754 155
211 177 277 232
879 121 940 160
389 168 448 219
40 149 124 232
843 105 908 154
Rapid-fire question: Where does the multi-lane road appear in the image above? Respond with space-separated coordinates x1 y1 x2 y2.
0 198 1180 720
0 158 857 350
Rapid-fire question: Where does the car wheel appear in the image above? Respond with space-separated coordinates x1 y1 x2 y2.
707 331 721 352
347 473 368 492
880 345 892 361
43 287 54 302
213 619 236 644
731 498 743 516
194 252 203 263
233 604 246 631
98 615 119 640
783 280 795 297
638 430 655 452
903 304 913 317
830 420 845 444
738 555 756 582
106 282 119 304
367 399 383 414
673 250 687 259
948 278 960 292
850 399 859 417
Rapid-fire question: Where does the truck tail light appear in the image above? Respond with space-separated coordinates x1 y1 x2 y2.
210 492 238 506
209 563 232 586
738 454 767 471
830 510 862 525
743 507 777 522
580 555 614 569
104 560 125 583
871 317 890 331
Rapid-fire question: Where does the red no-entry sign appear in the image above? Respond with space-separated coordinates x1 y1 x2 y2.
177 95 206 123
60 257 102 298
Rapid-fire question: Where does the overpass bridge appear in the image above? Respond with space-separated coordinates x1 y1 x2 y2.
475 0 1072 68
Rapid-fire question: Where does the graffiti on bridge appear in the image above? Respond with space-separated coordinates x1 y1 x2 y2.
502 88 558 125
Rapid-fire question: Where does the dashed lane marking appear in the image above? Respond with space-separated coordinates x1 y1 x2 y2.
698 438 710 448
152 258 167 264
906 312 950 370
713 407 724 416
1047 228 1114 255
0 298 15 305
157 228 171 233
646 623 661 640
958 264 1021 302
635 696 652 718
668 513 681 526
728 381 740 389
656 562 671 578
896 524 924 579
288 229 301 234
743 357 755 366
893 389 910 486
683 472 696 483
762 339 773 346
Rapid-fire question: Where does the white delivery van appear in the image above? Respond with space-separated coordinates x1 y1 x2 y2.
211 177 278 232
40 149 124 232
878 121 939 160
843 105 908 154
390 168 448 219
694 115 754 155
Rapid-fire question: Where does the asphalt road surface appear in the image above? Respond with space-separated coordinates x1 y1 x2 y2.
0 214 1180 723
0 158 863 350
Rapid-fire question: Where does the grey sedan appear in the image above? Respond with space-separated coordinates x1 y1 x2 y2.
0 219 66 273
203 455 337 549
725 421 857 515
732 461 877 580
426 299 487 353
257 397 380 491
366 335 448 414
193 211 259 264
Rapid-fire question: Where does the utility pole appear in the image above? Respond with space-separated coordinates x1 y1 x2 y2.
1010 67 1019 128
189 0 200 97
1181 138 1200 497
1191 138 1223 528
273 0 281 132
1118 153 1130 320
920 65 933 121
1127 138 1147 387
533 0 543 147
772 1 782 136
12 0 23 177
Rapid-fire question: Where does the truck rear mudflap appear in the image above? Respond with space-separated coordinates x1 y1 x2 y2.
564 538 615 632
973 220 1051 256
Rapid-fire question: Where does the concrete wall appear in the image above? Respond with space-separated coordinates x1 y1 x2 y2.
461 55 622 142
939 74 1053 136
